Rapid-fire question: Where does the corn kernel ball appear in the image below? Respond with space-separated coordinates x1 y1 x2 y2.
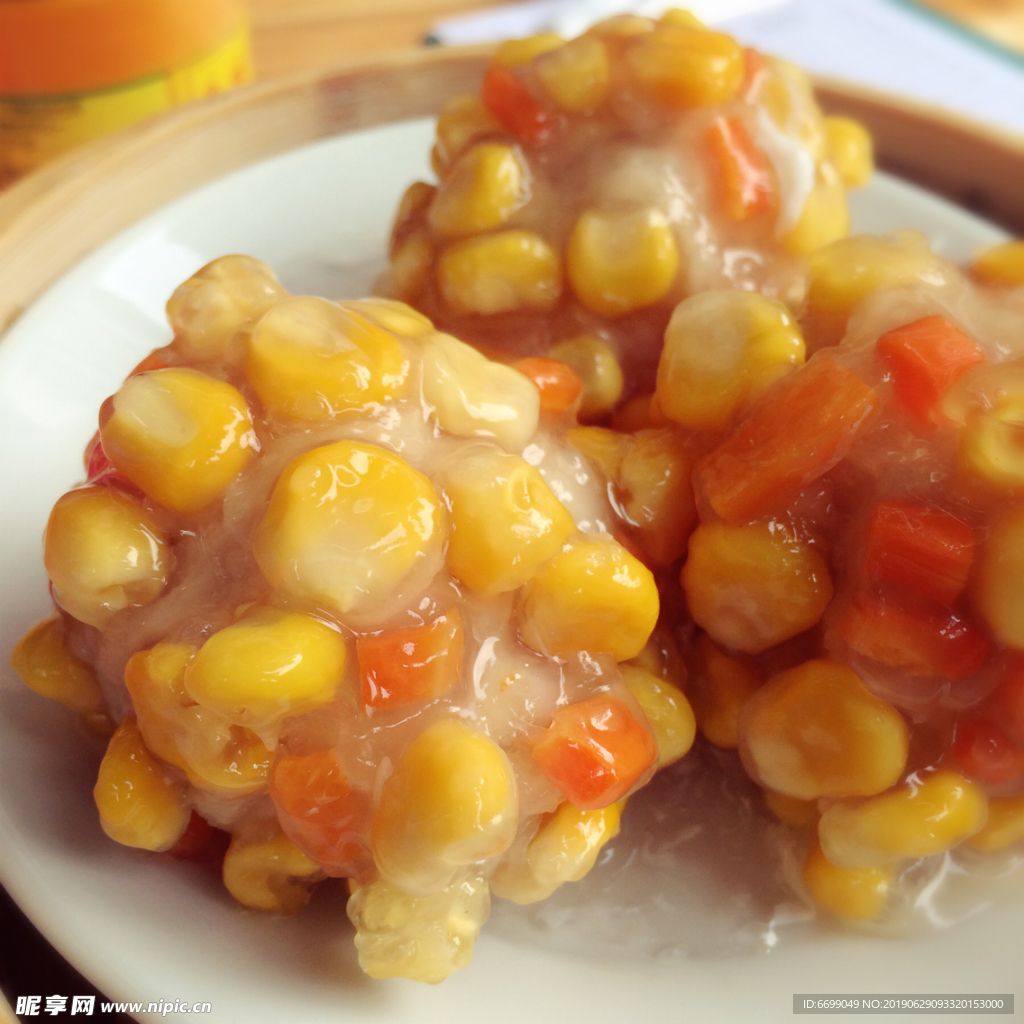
255 441 445 618
44 485 170 628
824 116 874 190
803 833 891 921
682 521 833 654
567 206 680 317
620 664 695 767
625 28 744 108
222 825 322 913
125 643 272 795
490 801 622 904
428 143 529 238
432 95 504 173
818 770 988 870
437 230 562 316
688 632 760 749
781 162 850 258
518 535 659 661
348 872 490 984
183 608 345 730
739 660 909 801
420 332 540 453
94 718 189 851
166 254 286 361
443 449 575 595
657 291 805 433
99 368 257 514
11 616 107 720
494 32 564 69
549 335 624 419
371 719 518 895
344 298 433 339
246 297 409 423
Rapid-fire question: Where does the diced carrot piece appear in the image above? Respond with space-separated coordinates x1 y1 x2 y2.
837 595 988 681
954 717 1024 785
532 695 657 809
270 749 370 877
863 501 974 606
696 354 880 522
128 351 170 377
481 63 552 145
167 810 230 867
876 315 987 424
356 609 464 710
707 116 776 222
513 357 584 413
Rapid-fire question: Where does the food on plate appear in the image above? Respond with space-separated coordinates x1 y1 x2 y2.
381 11 873 415
668 231 1024 924
10 255 696 984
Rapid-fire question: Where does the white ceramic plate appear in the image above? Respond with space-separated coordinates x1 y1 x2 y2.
1 119 1021 1024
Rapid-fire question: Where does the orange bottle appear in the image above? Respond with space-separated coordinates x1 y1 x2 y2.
0 0 253 186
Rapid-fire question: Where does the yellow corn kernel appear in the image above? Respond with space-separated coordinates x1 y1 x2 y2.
566 425 626 482
255 441 444 619
11 617 106 720
342 298 433 338
166 254 286 361
388 232 434 302
125 643 271 795
436 230 562 316
428 143 529 238
550 335 624 419
688 632 760 749
764 789 817 828
819 770 988 870
442 449 574 595
658 8 705 29
94 717 189 851
432 95 503 173
491 802 621 904
518 535 659 661
618 428 697 566
246 296 409 423
494 32 564 68
535 37 610 113
43 485 170 628
804 231 945 349
567 206 680 317
804 833 891 921
628 623 687 689
824 116 874 190
100 368 257 514
739 660 909 801
965 794 1024 852
620 665 695 767
348 872 490 984
390 180 435 247
184 608 345 731
611 392 663 433
781 164 850 257
681 521 833 654
959 394 1024 493
969 240 1024 288
656 291 805 433
975 505 1024 648
419 331 540 453
372 719 517 894
222 825 321 913
625 28 744 108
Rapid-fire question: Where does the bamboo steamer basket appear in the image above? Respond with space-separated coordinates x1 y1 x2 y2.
0 45 1023 337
